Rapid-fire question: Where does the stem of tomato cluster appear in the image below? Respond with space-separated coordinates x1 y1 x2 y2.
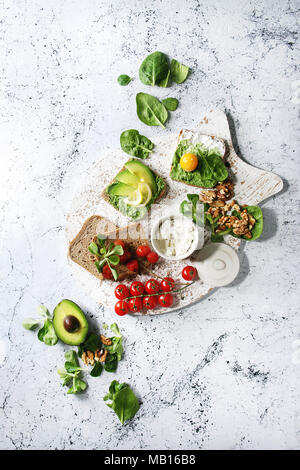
124 280 196 301
139 261 190 286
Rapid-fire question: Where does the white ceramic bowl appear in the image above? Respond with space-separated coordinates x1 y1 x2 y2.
151 214 202 261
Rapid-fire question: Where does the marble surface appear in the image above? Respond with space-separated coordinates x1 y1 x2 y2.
0 0 299 450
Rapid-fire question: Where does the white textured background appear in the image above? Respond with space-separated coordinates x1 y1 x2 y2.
1 0 299 450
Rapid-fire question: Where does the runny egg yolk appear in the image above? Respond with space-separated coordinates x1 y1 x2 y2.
180 153 198 172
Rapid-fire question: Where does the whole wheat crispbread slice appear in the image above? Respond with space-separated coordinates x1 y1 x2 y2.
170 130 228 190
68 215 150 281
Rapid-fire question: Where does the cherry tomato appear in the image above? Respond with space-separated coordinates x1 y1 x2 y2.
115 284 130 300
128 297 143 313
182 266 197 281
158 293 174 308
143 295 157 310
145 278 160 295
161 277 175 292
113 239 125 249
126 259 139 273
136 245 151 258
114 300 129 316
119 248 131 264
147 251 159 264
130 281 145 296
102 264 113 280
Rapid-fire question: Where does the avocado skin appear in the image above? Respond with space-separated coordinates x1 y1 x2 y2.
53 299 88 346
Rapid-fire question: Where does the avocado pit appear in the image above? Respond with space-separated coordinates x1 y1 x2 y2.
63 315 80 333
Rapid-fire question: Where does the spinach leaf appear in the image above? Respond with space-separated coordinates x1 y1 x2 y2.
104 380 140 424
120 129 154 159
90 361 103 377
211 234 225 243
162 97 178 111
78 333 102 357
104 353 118 372
38 318 58 346
170 59 190 84
158 69 170 88
245 206 263 240
231 206 263 241
117 74 133 86
139 51 169 86
136 92 168 128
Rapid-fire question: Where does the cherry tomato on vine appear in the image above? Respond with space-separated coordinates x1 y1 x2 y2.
182 266 197 281
143 295 157 310
113 239 125 249
147 251 159 264
114 284 130 300
126 259 139 273
158 293 174 308
161 277 175 292
102 264 113 280
119 249 131 264
145 278 160 295
114 300 129 316
136 245 151 258
128 297 143 313
130 281 145 296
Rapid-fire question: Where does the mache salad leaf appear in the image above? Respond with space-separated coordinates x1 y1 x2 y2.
104 380 140 424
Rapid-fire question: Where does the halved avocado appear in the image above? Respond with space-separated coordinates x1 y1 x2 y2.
115 169 139 188
53 299 88 346
107 182 136 197
125 160 157 193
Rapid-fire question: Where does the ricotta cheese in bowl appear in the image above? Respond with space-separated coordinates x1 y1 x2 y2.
151 215 201 260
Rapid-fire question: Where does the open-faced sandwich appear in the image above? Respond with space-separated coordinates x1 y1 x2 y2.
170 130 229 188
68 215 152 281
103 159 166 220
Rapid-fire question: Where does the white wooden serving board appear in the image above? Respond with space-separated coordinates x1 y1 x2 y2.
65 109 283 316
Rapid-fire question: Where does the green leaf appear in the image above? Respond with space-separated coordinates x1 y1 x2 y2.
97 234 106 247
38 319 58 346
139 51 169 86
211 234 224 243
117 74 133 86
136 92 168 128
110 323 121 336
22 318 40 330
88 242 99 255
108 264 118 281
120 129 154 159
104 353 118 372
104 381 140 424
108 254 120 266
162 97 178 111
67 377 87 394
158 69 170 88
90 361 103 377
78 333 101 355
111 244 124 256
170 59 190 84
244 206 263 240
105 337 123 361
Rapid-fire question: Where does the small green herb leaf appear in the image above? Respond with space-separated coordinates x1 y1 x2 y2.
111 244 124 256
104 352 118 372
162 97 178 111
38 319 58 346
117 74 133 86
88 242 99 255
22 318 40 330
108 254 120 266
104 380 140 424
